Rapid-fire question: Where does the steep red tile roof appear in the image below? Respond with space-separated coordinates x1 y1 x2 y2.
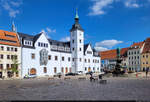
130 42 144 48
142 38 150 53
99 47 129 60
0 30 20 47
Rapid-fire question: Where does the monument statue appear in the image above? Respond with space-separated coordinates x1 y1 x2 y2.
112 47 125 76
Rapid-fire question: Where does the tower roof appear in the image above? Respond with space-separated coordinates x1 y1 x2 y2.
70 9 84 32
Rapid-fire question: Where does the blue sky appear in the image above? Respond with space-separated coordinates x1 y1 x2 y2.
0 0 150 51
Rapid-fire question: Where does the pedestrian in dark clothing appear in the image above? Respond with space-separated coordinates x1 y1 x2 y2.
99 74 102 80
146 68 149 78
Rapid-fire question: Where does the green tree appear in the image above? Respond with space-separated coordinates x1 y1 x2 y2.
11 55 20 77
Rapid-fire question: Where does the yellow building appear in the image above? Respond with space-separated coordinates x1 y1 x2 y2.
141 38 150 71
0 29 21 79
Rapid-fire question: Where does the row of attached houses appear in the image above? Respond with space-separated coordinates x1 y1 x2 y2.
100 38 150 72
0 11 101 79
100 48 128 71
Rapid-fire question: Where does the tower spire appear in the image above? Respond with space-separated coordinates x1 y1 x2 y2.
12 21 17 32
75 8 79 19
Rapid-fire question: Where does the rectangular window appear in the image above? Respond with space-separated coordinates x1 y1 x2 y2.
15 48 17 52
80 39 81 43
79 48 81 51
1 46 4 51
68 57 70 62
38 42 40 46
11 55 14 60
61 67 64 73
44 67 47 73
48 55 51 60
46 44 48 47
31 53 35 59
0 54 3 59
11 47 13 51
88 59 90 63
62 57 64 61
72 40 74 43
55 56 58 61
85 67 87 71
7 55 10 59
72 48 74 51
54 67 57 73
41 43 43 47
0 64 3 69
80 58 82 62
85 59 87 63
72 58 74 61
7 64 10 69
7 47 10 51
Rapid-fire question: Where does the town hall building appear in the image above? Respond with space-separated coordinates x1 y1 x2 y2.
17 11 101 78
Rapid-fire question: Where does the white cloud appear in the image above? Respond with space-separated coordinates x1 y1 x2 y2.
10 1 23 7
94 39 123 51
94 46 109 51
88 0 145 16
124 0 140 8
60 36 70 42
40 27 56 38
88 0 114 16
1 0 23 18
95 39 123 48
46 27 56 33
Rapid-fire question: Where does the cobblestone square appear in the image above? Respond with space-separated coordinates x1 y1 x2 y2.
0 77 150 101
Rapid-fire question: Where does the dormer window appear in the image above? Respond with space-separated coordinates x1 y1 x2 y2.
24 40 32 46
38 42 48 48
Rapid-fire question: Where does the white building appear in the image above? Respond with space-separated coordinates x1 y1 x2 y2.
18 11 101 78
127 42 145 72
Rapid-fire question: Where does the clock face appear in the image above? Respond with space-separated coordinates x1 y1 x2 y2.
40 49 48 65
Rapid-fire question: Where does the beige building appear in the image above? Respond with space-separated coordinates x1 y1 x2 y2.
141 38 150 71
0 29 21 79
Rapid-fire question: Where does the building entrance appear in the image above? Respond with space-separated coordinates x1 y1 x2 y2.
30 68 36 75
88 68 91 72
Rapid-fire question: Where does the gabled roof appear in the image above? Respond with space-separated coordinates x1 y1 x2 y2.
99 47 129 60
18 32 70 48
84 43 90 52
130 41 144 49
18 32 34 41
142 38 150 54
33 33 42 43
0 30 20 47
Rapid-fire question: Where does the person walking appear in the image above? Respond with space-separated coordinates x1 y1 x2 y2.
146 67 149 78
